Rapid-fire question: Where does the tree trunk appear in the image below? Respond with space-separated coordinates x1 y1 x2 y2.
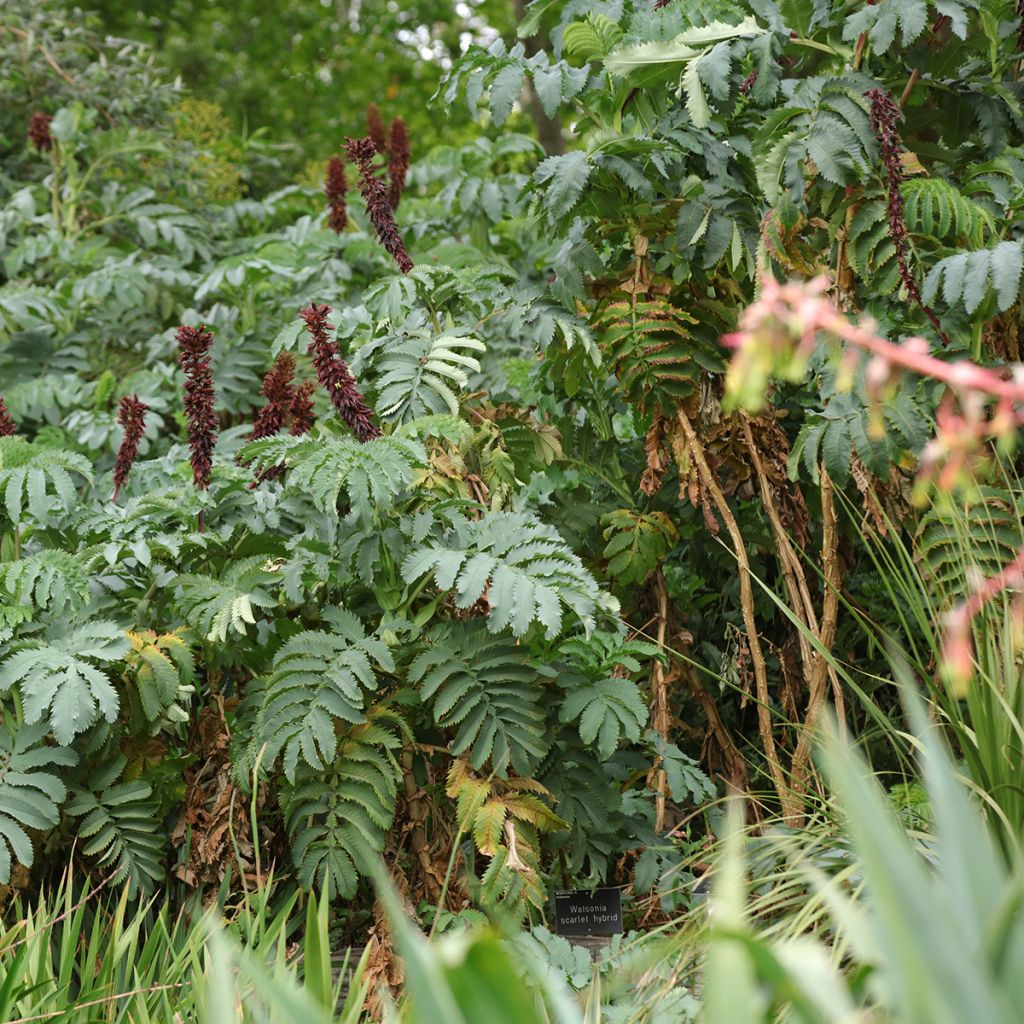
513 0 564 155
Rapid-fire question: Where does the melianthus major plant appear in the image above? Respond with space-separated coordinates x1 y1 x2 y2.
0 4 717 919
1 0 1022 944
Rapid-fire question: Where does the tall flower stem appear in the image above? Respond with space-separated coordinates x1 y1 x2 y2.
866 88 951 347
346 137 414 274
300 303 380 442
176 324 219 530
112 394 149 503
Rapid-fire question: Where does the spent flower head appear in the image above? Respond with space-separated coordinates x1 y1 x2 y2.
28 112 53 153
0 396 18 437
176 324 219 490
346 136 414 274
112 394 149 503
366 102 388 155
300 303 380 442
250 352 297 441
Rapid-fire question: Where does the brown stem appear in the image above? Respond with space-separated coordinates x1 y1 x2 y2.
675 409 797 818
740 417 817 689
649 569 670 833
789 469 843 801
513 0 564 155
681 663 750 803
853 32 868 70
899 68 921 108
401 746 440 902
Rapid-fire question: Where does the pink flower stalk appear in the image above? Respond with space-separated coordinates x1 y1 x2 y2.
176 324 219 491
0 396 17 437
324 155 348 234
112 394 149 502
866 88 950 346
724 277 1024 407
387 117 410 210
346 136 414 274
300 303 380 442
28 112 53 153
725 275 1024 691
943 546 1024 694
250 353 297 441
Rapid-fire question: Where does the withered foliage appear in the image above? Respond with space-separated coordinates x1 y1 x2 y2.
171 699 270 892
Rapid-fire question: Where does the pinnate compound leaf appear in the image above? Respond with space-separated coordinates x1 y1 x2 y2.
0 622 128 745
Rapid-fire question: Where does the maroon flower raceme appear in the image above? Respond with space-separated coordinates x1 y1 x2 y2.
740 70 758 96
366 103 388 155
324 155 348 233
300 303 380 442
346 136 414 274
289 379 317 436
0 396 18 437
176 324 219 490
112 394 149 503
387 117 410 210
653 0 673 8
28 112 53 153
866 88 950 347
250 352 297 441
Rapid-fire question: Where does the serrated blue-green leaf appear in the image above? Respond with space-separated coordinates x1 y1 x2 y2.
821 421 853 483
990 240 1023 311
963 249 993 315
489 64 525 126
531 64 563 117
534 151 591 219
683 58 711 128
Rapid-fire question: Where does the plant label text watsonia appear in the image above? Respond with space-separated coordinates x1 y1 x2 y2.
553 887 623 936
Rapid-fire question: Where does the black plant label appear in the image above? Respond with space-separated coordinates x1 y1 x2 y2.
553 887 623 936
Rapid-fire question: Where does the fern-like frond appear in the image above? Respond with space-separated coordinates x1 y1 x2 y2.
562 13 624 61
902 179 995 247
374 329 485 422
915 489 1024 602
176 557 280 642
125 628 195 723
592 299 719 412
254 608 394 780
67 756 164 896
0 622 129 744
0 438 92 525
282 712 402 898
409 621 548 776
0 549 92 615
923 239 1023 316
401 511 601 638
0 720 76 884
243 434 425 521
